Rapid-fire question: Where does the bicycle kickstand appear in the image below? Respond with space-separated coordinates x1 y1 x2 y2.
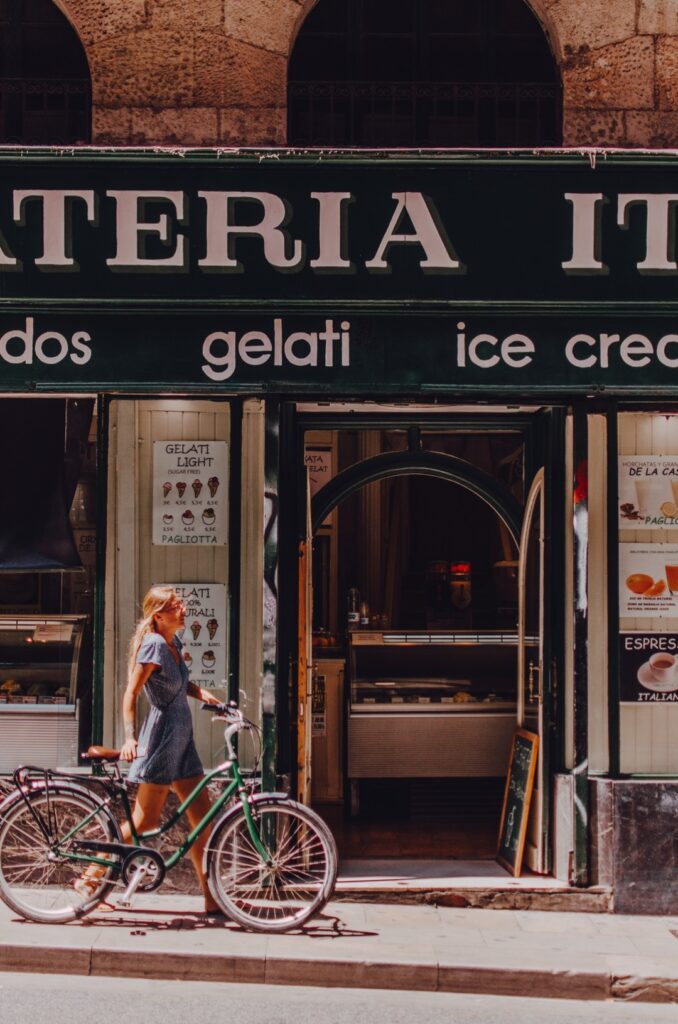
118 863 150 909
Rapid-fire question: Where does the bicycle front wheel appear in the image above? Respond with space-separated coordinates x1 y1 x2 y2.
208 798 337 933
0 785 120 924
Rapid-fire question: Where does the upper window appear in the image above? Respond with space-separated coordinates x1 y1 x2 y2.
288 0 561 147
0 0 90 144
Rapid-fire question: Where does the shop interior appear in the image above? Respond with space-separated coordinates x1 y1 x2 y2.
307 422 525 859
0 398 97 771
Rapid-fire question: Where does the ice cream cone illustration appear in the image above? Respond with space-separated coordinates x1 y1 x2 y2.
190 621 202 641
192 479 203 498
207 618 218 641
208 476 220 498
163 482 172 498
176 481 186 498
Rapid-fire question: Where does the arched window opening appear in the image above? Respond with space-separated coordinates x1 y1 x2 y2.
289 0 561 148
0 0 91 144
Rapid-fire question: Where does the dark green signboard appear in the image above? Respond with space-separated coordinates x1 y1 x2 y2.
1 150 678 392
4 309 678 394
1 149 678 303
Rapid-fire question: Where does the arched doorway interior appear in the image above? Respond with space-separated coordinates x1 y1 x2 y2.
303 438 527 859
0 0 91 144
289 0 561 147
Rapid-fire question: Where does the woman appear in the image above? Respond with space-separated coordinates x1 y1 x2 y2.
80 586 222 912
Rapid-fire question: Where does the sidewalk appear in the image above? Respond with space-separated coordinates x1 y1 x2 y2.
1 892 677 1003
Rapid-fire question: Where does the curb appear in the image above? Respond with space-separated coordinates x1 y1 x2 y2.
2 942 677 1003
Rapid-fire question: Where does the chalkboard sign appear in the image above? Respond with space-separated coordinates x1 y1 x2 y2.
497 729 539 877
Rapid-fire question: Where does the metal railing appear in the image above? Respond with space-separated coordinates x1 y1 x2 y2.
288 80 561 148
0 77 91 145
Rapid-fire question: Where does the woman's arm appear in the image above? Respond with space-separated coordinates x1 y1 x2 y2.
187 680 221 705
120 661 157 761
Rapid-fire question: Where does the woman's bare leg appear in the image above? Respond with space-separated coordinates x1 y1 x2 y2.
79 782 169 894
121 782 169 842
171 775 216 911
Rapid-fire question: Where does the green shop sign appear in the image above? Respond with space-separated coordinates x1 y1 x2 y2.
1 149 678 392
4 310 678 395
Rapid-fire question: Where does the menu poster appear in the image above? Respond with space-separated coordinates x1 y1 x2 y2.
169 582 228 690
619 456 678 529
619 544 678 617
619 632 678 704
312 671 327 737
153 441 228 546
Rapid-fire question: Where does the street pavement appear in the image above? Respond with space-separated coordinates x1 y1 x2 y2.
1 893 678 1003
3 973 678 1024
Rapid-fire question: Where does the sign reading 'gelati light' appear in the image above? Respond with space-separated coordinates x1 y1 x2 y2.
1 152 678 302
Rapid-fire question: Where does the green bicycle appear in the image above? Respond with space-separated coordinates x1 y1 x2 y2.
0 703 337 933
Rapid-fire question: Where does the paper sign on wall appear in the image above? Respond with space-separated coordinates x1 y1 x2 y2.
619 456 678 529
619 632 678 704
153 441 228 546
619 544 678 617
166 582 228 691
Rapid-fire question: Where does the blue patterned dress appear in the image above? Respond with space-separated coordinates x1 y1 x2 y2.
127 632 204 785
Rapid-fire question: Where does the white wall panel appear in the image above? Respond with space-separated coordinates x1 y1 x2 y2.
619 413 678 773
105 399 230 768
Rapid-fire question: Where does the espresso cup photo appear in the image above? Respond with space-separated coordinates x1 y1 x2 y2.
649 652 677 683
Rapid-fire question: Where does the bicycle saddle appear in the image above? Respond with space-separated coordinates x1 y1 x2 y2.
83 745 121 762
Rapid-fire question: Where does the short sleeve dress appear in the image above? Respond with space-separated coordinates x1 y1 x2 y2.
127 632 204 785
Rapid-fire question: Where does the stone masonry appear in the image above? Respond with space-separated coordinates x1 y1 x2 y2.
48 0 678 148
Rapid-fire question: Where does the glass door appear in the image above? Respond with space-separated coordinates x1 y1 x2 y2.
517 466 550 873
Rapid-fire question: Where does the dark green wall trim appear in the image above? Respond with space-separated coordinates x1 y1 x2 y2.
227 398 243 707
276 402 300 790
91 393 109 746
262 399 281 790
572 403 589 886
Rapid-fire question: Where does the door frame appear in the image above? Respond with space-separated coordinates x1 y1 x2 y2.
278 405 567 865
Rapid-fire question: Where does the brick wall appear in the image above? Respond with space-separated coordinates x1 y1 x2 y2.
51 3 678 160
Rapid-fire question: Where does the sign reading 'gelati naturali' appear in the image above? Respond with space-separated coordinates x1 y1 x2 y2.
2 152 678 303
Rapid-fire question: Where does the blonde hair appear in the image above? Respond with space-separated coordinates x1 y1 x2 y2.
127 585 177 680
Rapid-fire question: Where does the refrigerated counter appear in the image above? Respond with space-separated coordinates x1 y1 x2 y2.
348 630 518 779
0 615 86 772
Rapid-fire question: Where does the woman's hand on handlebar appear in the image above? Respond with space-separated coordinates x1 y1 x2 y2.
120 738 138 762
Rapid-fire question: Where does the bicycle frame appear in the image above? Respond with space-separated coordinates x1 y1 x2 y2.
17 756 272 874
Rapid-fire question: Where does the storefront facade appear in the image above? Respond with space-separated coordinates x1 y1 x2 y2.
1 148 678 911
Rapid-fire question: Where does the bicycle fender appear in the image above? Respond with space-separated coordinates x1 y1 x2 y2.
0 781 123 841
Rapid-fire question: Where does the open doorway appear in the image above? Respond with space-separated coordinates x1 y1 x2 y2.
300 417 537 861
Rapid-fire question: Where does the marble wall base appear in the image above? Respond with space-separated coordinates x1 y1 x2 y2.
590 778 678 915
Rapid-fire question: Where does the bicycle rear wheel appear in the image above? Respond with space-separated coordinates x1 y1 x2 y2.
208 798 337 933
0 784 120 924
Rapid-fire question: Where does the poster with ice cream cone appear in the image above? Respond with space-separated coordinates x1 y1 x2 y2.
619 456 678 529
620 544 678 617
153 441 228 546
166 582 227 690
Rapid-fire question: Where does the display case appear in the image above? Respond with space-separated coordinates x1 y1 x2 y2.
348 630 518 780
0 615 86 772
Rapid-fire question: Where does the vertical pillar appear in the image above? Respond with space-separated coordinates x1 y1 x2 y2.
572 402 589 885
262 399 281 790
92 394 109 746
606 404 620 777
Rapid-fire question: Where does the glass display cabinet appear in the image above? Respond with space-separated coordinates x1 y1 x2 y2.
0 614 86 771
348 630 519 781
